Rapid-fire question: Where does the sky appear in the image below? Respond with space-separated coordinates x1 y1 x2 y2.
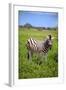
18 11 58 28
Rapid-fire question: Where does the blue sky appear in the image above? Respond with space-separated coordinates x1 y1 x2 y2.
18 11 58 28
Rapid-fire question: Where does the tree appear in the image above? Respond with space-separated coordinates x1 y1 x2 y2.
24 23 32 28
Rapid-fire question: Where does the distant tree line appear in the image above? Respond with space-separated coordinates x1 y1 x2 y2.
19 23 58 30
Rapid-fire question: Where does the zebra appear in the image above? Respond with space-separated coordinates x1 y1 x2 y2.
26 35 53 63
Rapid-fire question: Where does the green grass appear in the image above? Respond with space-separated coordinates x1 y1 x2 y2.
18 27 58 79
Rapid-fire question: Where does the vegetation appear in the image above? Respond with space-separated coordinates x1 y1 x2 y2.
19 23 58 30
18 27 58 79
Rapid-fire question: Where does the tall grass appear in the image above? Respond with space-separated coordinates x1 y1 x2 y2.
18 27 58 79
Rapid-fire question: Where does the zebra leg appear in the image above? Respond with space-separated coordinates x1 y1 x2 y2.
40 53 47 63
27 50 32 60
27 51 29 59
38 53 43 65
45 53 48 62
40 53 45 64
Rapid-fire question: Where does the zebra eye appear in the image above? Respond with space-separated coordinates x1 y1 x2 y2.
49 41 52 45
48 40 52 45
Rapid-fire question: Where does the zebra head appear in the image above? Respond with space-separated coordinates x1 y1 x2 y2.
44 35 52 50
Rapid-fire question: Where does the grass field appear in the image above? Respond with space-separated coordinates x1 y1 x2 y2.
18 27 58 79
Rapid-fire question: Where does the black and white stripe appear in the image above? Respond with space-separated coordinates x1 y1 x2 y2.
27 38 38 51
26 35 52 60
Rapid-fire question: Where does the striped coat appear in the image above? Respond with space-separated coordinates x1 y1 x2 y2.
26 35 52 59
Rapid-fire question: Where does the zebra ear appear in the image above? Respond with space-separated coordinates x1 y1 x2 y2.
47 35 52 39
52 37 55 40
47 36 49 39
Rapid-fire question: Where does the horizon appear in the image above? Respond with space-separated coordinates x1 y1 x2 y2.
18 11 58 28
